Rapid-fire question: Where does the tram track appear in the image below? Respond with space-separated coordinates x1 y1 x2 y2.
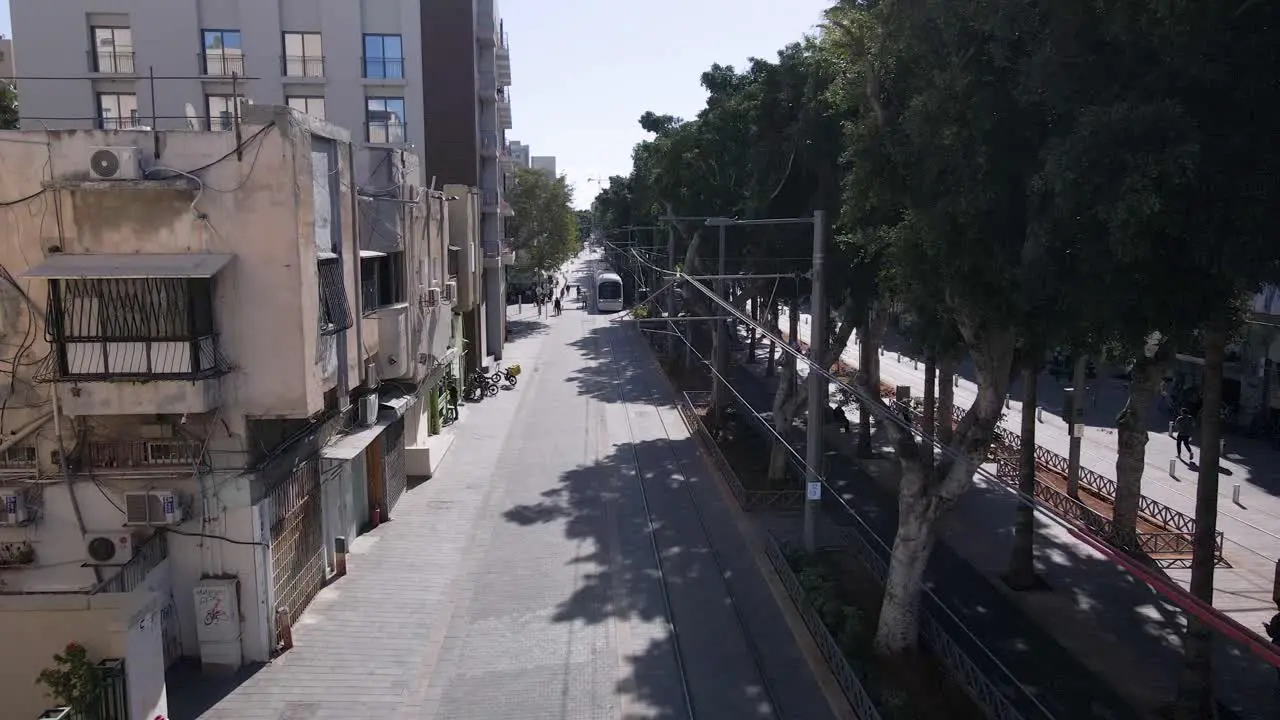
597 319 783 720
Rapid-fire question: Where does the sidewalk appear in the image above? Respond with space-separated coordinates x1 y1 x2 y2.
728 326 1274 718
777 309 1280 636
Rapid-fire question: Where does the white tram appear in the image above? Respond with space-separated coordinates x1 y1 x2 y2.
594 270 624 313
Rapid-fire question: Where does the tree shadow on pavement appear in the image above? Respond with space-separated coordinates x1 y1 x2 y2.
502 435 774 720
564 325 641 404
165 660 266 720
507 317 550 342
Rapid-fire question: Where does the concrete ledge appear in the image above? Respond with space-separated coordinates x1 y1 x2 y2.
405 431 456 478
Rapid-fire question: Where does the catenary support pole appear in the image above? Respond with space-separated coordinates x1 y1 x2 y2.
804 210 827 553
666 224 679 360
712 222 728 425
1066 355 1087 498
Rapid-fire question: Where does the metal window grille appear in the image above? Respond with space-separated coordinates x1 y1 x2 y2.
40 277 229 381
317 259 353 336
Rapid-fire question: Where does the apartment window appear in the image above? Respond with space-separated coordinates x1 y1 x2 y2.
286 96 326 120
317 258 353 336
91 27 134 74
0 445 37 468
46 277 226 379
201 29 244 76
283 32 323 77
97 93 140 130
206 95 246 131
366 97 405 144
360 251 406 314
362 34 403 79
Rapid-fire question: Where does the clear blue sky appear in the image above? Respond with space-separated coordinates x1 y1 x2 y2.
0 0 832 208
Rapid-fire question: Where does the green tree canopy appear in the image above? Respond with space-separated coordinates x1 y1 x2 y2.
0 82 17 130
506 166 579 274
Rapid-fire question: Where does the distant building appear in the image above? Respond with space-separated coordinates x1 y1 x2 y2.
0 36 13 82
508 140 531 168
531 155 557 177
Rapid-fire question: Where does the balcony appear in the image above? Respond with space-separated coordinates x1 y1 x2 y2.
282 55 325 79
88 50 136 75
496 32 511 87
497 88 512 130
480 134 499 157
480 189 500 215
77 439 208 475
367 119 406 145
199 52 246 77
476 15 497 46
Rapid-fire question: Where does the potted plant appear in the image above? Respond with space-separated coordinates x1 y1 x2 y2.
36 643 103 718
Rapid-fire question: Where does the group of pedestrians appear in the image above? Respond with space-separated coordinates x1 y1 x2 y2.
534 286 563 317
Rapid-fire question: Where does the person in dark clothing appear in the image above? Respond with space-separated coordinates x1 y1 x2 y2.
831 405 852 433
1174 407 1196 462
553 297 562 316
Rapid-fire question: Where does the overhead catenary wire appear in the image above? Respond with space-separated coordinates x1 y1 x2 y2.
670 269 1280 670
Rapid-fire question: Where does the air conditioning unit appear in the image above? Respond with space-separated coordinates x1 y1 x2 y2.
376 304 412 380
358 393 379 427
442 281 457 304
84 532 134 566
0 489 28 526
123 489 181 526
425 286 442 307
88 146 144 181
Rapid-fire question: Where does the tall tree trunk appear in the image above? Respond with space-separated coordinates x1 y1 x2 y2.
858 303 888 457
937 356 956 447
1175 325 1226 720
766 297 778 377
876 316 1016 655
1112 341 1171 550
768 298 803 483
922 350 937 474
1007 364 1040 590
747 296 759 363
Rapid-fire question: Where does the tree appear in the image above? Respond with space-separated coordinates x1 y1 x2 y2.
506 166 579 274
0 82 17 130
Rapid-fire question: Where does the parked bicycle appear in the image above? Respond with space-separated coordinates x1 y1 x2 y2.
465 370 499 400
491 363 522 388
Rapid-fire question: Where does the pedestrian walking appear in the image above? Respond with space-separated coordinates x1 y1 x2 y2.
1174 407 1196 462
535 296 543 317
553 297 562 316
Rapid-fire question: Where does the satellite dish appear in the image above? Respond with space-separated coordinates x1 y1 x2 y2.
184 102 199 130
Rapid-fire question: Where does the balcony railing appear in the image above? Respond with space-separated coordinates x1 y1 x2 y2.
89 50 135 74
92 532 168 595
362 56 404 79
282 55 325 78
199 52 245 76
367 120 406 145
80 439 207 471
0 445 37 468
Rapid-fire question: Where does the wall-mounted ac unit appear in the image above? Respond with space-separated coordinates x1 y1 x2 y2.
84 532 134 566
442 281 457 304
88 147 144 181
425 286 442 307
123 490 181 526
376 304 412 380
358 393 379 428
0 489 28 526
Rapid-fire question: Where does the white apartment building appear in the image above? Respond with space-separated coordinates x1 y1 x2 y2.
0 106 461 719
531 155 557 177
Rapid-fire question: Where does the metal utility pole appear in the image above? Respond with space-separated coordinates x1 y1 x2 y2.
804 210 827 553
666 224 677 358
1065 355 1087 498
712 222 728 425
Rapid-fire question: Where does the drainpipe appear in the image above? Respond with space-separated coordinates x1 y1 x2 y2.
347 142 365 389
50 388 99 583
0 411 53 455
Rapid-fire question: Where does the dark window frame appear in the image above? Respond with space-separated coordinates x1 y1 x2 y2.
362 34 404 79
201 28 245 75
90 26 135 74
360 252 406 315
282 31 324 77
365 96 406 144
206 94 245 131
96 92 140 130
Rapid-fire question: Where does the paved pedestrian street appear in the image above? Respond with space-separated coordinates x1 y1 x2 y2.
168 253 842 720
